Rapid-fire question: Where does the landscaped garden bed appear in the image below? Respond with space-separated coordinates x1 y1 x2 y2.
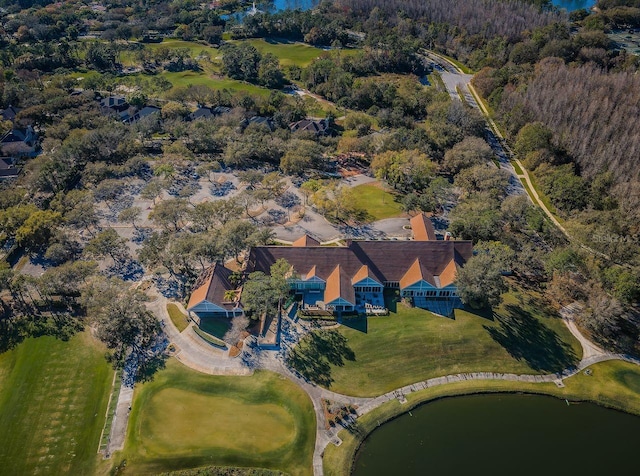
193 326 227 349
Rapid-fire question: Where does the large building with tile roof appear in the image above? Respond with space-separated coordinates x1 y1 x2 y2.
187 214 472 318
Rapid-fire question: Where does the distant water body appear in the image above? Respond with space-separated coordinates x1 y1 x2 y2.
270 0 318 12
239 1 592 16
222 0 318 20
268 1 594 13
551 0 595 11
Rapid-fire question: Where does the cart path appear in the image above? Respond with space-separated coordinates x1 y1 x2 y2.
139 295 639 476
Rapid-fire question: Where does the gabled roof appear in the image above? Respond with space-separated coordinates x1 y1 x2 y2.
212 106 231 115
351 265 381 285
304 265 320 280
0 126 35 147
292 234 320 247
289 118 329 135
399 258 437 288
437 259 458 288
247 240 473 285
1 129 27 144
100 96 128 111
0 157 18 177
123 106 161 124
324 265 355 305
137 105 161 119
411 213 437 241
188 107 213 121
0 105 21 122
187 263 238 311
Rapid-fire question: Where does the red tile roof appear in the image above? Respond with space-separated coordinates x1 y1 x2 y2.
438 259 458 288
411 213 437 241
324 265 356 305
352 264 381 285
187 263 237 311
399 258 437 288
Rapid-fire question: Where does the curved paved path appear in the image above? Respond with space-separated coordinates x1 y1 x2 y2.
147 294 251 376
142 291 639 476
427 49 620 264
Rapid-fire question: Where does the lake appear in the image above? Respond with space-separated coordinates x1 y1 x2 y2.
353 394 640 476
551 0 595 11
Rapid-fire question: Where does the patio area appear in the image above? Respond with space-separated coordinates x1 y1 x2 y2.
355 291 387 315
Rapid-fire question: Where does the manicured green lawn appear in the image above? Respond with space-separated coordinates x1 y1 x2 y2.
293 292 582 397
228 38 361 68
146 39 220 59
167 303 189 332
350 183 404 221
121 361 315 475
198 316 231 339
0 333 113 475
161 72 271 97
231 38 325 68
324 359 640 476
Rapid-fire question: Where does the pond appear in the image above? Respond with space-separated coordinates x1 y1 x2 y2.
269 0 319 12
551 0 595 11
353 394 640 476
223 0 318 20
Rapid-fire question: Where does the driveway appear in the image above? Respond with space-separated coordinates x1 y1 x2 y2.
272 208 342 242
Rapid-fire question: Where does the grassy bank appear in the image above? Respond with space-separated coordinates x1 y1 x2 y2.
167 303 189 332
192 326 227 348
120 361 315 475
323 359 640 476
0 333 113 475
526 169 563 222
293 292 582 397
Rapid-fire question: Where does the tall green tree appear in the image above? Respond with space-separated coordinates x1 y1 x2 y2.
84 228 129 264
81 277 163 377
241 271 279 319
456 252 506 309
371 149 436 193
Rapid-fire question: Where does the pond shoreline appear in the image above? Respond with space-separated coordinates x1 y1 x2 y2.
324 369 640 476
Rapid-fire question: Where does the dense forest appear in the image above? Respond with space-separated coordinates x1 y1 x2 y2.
513 59 640 187
339 0 562 40
597 0 640 26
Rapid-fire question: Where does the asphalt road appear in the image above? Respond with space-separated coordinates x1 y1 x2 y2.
424 52 526 197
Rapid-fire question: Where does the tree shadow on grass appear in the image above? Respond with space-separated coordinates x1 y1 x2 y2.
384 293 398 313
462 304 495 321
341 316 368 333
286 329 355 388
484 304 578 373
0 312 83 354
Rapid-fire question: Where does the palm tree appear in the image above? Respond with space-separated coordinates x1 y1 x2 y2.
223 290 237 303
